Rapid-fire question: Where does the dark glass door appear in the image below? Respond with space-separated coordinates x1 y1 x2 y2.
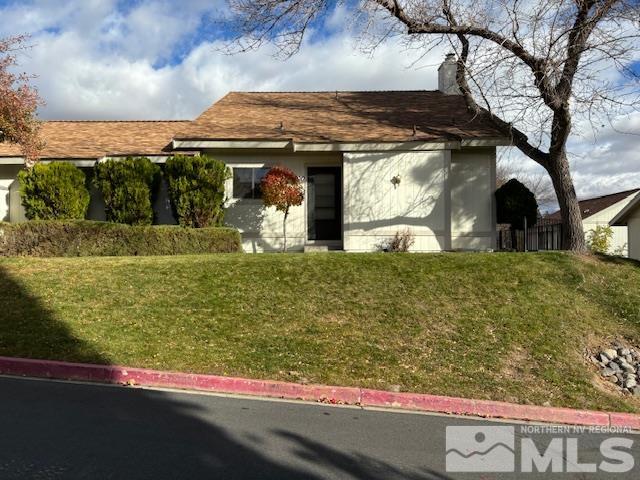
307 167 342 241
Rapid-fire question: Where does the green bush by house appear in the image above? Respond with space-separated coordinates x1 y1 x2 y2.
495 178 538 229
18 163 90 220
94 157 161 225
0 220 241 257
165 155 230 228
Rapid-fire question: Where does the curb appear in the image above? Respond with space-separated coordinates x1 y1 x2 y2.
0 356 638 429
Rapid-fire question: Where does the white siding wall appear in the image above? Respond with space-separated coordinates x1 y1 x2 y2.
583 222 628 256
343 148 495 252
628 211 640 261
581 196 637 256
0 165 18 222
343 151 449 252
0 165 25 222
450 149 496 250
0 149 497 254
211 151 341 253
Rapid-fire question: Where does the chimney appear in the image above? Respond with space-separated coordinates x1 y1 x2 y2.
438 53 461 95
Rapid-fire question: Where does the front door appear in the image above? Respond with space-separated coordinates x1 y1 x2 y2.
307 167 342 241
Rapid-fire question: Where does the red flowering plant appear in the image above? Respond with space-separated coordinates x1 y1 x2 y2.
0 35 43 167
260 165 304 252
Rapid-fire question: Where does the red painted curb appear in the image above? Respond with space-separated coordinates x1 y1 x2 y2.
360 389 611 427
0 356 360 405
610 413 640 430
0 356 638 429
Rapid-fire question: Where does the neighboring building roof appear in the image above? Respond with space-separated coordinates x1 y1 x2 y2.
611 191 640 226
174 91 506 143
546 188 640 221
0 120 189 159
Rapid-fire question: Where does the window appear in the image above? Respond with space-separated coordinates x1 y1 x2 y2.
233 167 270 199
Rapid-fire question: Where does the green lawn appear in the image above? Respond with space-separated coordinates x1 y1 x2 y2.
1 252 639 412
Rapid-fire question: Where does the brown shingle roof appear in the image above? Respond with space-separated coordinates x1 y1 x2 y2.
546 188 640 221
175 91 506 143
0 91 506 159
0 120 188 159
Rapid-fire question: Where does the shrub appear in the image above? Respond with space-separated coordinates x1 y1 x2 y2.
587 225 613 254
165 154 230 227
260 166 304 252
18 162 90 220
0 220 242 257
378 228 415 252
495 178 538 230
94 157 160 225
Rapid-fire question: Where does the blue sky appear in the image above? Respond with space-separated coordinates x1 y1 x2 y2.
0 0 639 202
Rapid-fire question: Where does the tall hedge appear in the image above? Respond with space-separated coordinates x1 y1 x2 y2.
0 221 242 257
165 155 230 227
18 162 90 220
94 157 160 225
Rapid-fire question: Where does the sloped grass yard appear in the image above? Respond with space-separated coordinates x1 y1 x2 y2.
1 252 639 413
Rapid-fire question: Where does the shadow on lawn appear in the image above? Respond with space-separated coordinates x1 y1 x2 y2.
0 265 449 479
594 253 640 268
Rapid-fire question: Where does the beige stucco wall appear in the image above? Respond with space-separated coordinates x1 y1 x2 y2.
450 149 496 250
210 151 341 252
343 151 449 252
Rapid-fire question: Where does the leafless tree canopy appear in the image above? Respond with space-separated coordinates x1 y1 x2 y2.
225 0 640 250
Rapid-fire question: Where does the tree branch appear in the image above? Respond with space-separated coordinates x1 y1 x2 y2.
374 0 557 106
440 1 550 167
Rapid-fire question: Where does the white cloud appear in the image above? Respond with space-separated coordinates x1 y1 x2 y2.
11 19 444 120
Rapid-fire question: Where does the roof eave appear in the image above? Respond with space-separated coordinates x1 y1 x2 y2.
172 139 294 150
172 137 509 152
611 191 640 226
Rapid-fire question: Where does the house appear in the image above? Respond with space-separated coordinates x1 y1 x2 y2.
547 188 640 256
611 191 640 261
0 54 509 252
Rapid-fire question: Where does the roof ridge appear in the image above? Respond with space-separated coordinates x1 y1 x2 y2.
227 90 439 94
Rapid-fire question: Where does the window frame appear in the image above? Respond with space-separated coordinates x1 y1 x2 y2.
232 166 271 200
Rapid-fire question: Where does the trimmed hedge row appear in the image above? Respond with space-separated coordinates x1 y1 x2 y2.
0 221 242 257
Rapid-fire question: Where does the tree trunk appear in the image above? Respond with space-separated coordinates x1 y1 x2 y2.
282 208 288 253
546 151 586 252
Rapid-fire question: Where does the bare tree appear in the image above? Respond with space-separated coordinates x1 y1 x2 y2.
225 0 640 251
0 35 42 166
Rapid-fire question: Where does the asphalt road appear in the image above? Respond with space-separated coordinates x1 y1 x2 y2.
0 375 637 479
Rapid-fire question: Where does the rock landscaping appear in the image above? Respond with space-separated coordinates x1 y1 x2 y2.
592 346 640 396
